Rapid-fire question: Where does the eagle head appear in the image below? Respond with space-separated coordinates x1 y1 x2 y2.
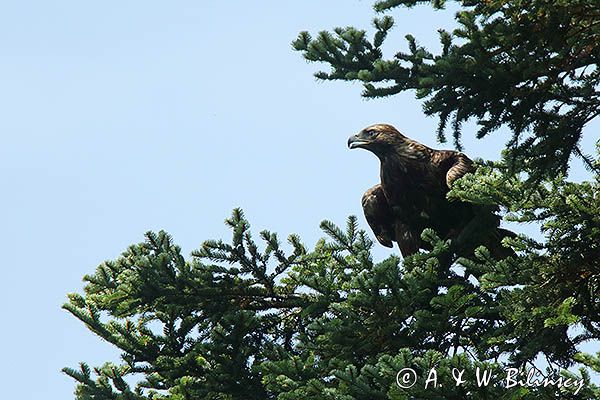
347 123 409 157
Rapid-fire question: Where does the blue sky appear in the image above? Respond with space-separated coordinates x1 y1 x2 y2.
1 1 598 398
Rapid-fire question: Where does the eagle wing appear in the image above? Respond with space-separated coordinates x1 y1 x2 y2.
431 150 475 189
362 185 394 248
362 184 421 256
430 150 516 258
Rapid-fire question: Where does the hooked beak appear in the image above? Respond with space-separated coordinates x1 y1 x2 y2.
348 134 369 149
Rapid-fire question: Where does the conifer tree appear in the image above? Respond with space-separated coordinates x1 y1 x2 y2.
292 0 600 181
64 1 599 399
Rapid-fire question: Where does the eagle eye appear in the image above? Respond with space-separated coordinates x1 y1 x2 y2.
364 129 377 138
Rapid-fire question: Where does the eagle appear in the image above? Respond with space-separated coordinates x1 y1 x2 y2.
348 123 513 259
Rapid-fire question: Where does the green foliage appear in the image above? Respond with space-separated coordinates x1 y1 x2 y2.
293 0 600 181
449 163 600 366
64 203 599 398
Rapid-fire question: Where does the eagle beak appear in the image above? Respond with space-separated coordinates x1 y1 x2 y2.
348 134 368 149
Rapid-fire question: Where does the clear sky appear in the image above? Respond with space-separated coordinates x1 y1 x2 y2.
1 1 597 399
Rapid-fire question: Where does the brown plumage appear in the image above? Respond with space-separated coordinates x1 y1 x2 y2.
348 123 513 259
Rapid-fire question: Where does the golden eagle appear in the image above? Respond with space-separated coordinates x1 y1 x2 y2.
348 123 513 258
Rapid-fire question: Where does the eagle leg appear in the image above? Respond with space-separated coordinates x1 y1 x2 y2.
394 222 421 257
